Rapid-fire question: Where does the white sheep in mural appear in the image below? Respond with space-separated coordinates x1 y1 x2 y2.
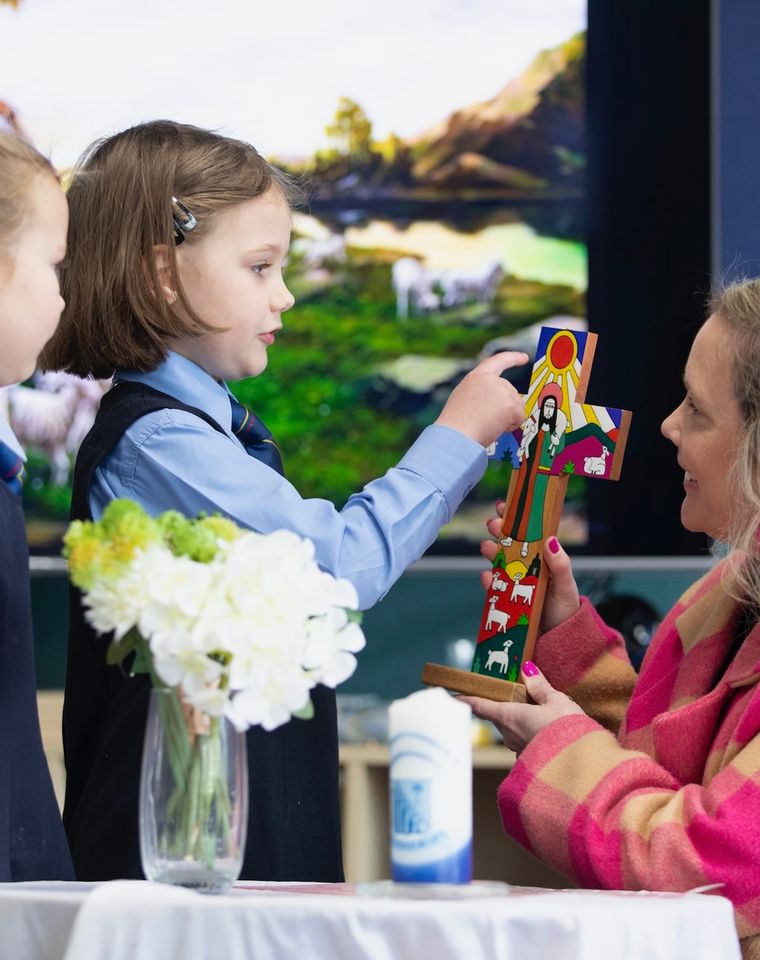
391 257 440 319
5 372 110 485
439 260 504 308
295 233 346 267
391 256 504 319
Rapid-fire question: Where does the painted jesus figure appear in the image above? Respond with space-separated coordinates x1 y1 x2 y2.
500 382 568 557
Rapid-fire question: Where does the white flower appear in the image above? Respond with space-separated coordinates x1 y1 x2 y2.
136 548 217 657
83 551 155 639
84 522 366 731
303 615 366 688
153 649 224 693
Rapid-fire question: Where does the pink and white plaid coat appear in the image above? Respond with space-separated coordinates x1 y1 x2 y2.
499 561 760 957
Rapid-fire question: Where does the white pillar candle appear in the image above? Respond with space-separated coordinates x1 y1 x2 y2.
388 688 472 884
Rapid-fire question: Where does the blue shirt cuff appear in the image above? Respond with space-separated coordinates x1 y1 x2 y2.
397 424 487 519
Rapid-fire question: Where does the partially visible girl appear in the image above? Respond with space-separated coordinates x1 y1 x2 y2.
0 131 72 879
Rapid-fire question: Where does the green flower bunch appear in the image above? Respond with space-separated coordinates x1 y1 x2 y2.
64 499 242 592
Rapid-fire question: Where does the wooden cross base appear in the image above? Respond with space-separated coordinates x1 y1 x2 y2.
421 662 528 703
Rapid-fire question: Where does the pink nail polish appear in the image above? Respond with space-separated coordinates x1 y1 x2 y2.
523 661 540 677
548 537 560 555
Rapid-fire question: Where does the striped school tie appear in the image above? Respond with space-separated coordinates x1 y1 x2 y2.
0 440 24 494
229 396 284 476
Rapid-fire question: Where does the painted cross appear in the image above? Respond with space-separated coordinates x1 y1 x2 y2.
472 326 631 686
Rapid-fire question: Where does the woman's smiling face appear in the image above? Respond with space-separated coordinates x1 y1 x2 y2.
661 314 745 541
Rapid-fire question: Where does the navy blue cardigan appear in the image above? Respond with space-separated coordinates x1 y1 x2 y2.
0 480 72 880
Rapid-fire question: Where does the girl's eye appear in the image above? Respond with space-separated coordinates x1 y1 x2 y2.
251 263 270 277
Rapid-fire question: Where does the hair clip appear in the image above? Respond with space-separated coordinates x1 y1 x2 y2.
171 196 198 245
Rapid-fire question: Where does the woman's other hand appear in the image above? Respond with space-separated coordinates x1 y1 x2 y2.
460 662 585 754
479 502 580 629
540 535 580 631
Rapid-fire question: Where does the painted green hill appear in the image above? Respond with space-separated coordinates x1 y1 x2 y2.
565 420 619 450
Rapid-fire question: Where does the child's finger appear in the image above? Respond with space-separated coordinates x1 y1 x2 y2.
471 351 530 377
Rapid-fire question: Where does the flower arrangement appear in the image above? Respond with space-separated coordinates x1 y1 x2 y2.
65 499 366 889
65 498 366 731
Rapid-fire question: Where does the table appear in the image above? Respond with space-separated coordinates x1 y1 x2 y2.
0 880 741 960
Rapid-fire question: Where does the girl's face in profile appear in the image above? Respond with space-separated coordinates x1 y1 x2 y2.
661 314 744 541
170 187 295 382
0 174 67 385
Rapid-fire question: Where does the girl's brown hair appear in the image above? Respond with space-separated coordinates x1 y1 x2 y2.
40 120 303 379
0 131 58 251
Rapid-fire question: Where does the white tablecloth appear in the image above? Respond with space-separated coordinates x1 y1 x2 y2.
0 880 741 960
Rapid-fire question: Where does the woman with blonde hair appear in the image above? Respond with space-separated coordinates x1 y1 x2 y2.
465 278 760 958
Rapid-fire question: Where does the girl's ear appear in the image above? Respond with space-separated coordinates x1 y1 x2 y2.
146 244 177 304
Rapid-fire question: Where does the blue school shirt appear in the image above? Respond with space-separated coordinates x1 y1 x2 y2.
89 351 486 609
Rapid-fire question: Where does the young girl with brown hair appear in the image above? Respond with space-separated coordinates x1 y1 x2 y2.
0 131 72 880
43 119 527 883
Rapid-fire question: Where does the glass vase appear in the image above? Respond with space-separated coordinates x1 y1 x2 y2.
139 687 248 893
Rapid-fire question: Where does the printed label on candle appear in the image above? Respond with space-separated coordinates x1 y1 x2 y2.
392 779 431 835
388 688 472 884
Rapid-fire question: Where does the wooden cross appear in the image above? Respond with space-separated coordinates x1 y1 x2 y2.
423 326 632 703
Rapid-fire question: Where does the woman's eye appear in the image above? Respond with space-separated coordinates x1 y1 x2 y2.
686 395 700 415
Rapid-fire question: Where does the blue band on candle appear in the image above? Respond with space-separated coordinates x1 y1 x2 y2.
391 840 472 884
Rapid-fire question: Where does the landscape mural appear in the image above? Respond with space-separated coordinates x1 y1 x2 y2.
0 0 587 551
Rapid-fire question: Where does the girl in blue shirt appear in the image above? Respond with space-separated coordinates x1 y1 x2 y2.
42 119 526 882
0 132 73 881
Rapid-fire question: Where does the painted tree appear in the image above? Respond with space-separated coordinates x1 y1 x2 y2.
325 97 373 162
527 552 542 579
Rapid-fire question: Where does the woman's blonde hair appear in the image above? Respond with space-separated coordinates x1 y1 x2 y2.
711 279 760 608
40 120 303 379
0 131 58 251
